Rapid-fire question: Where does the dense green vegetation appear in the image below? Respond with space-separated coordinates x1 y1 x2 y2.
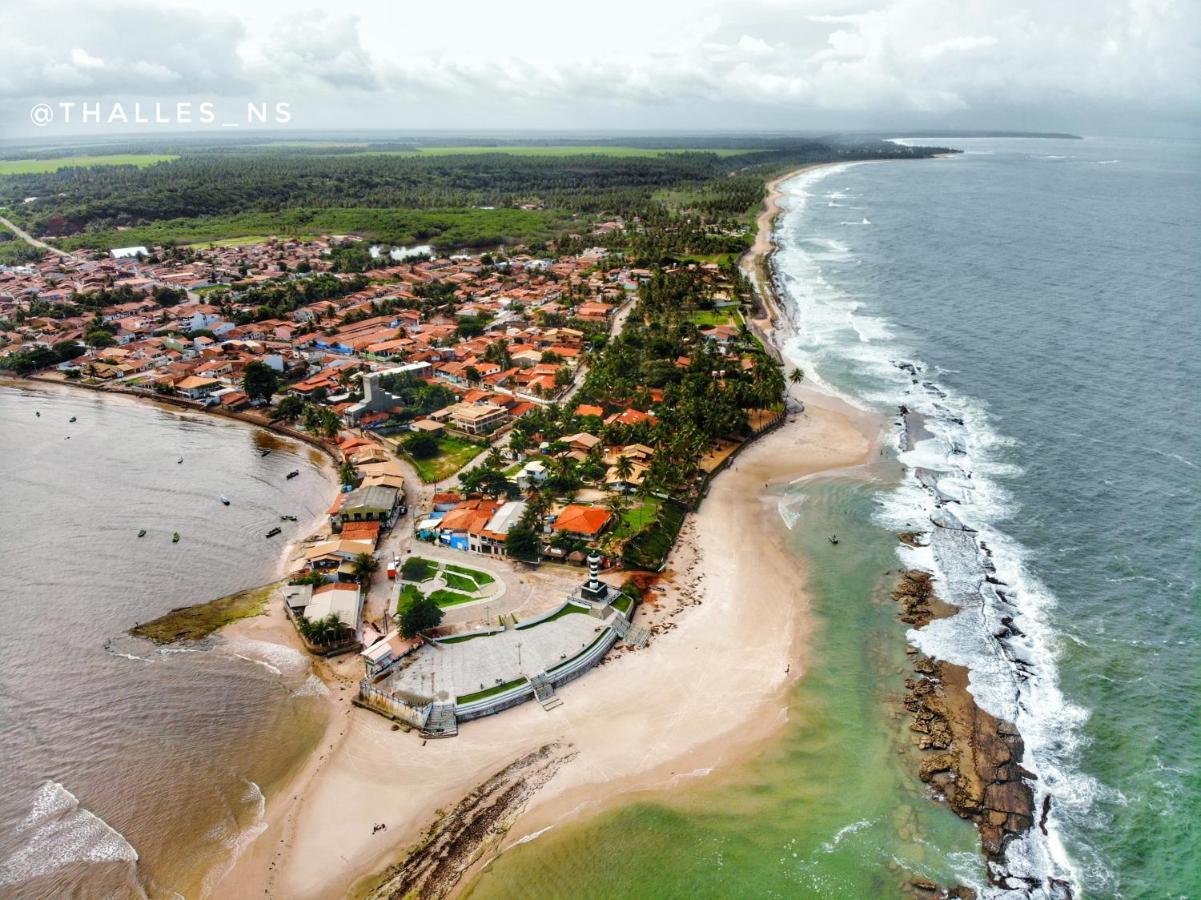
0 137 950 255
401 556 438 582
47 207 573 252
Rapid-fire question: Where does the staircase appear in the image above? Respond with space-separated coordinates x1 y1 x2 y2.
423 702 458 737
624 624 650 648
529 673 563 711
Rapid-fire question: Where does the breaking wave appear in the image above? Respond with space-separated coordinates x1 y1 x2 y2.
771 164 1105 898
0 781 140 890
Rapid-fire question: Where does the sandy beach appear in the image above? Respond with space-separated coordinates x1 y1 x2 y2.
212 165 885 900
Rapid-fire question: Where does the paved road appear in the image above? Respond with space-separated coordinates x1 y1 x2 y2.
0 214 78 260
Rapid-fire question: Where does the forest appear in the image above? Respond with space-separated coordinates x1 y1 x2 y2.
0 137 951 254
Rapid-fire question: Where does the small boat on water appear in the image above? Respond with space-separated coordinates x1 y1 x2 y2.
137 529 147 538
260 449 272 457
265 527 282 538
220 495 231 506
177 456 184 464
69 416 76 423
280 514 298 522
172 532 181 543
286 470 300 479
35 411 40 418
829 534 840 545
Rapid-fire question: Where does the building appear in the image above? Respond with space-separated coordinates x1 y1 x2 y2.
360 630 423 676
174 375 221 399
552 504 613 539
339 484 402 525
448 401 507 435
515 459 549 490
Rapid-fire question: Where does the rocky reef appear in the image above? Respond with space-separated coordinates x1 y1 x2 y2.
892 568 1038 881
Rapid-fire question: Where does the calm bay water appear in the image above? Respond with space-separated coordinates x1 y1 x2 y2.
0 383 333 898
469 137 1200 898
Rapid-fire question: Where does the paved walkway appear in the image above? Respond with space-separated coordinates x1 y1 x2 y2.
381 610 606 703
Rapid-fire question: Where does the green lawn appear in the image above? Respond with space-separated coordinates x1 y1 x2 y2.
429 588 477 608
456 676 528 704
442 571 478 593
612 593 634 614
401 556 438 582
396 583 425 614
0 154 178 175
516 602 588 629
444 563 494 585
406 435 485 483
613 499 661 540
690 308 738 327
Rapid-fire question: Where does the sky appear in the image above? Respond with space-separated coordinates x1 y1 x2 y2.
1 0 1198 141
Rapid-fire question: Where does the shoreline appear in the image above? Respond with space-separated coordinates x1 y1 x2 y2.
206 164 886 900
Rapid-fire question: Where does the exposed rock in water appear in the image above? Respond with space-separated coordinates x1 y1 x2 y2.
363 742 577 900
898 531 929 548
891 570 1039 890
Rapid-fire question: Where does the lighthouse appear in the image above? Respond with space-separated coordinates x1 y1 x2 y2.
578 551 612 604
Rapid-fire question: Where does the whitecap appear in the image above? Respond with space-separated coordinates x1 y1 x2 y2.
0 782 139 888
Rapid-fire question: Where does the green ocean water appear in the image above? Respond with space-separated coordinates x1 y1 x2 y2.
468 136 1201 899
469 473 984 898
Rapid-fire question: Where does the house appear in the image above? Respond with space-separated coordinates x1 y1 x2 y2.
303 582 364 631
515 459 549 490
174 375 221 399
552 504 612 538
360 630 423 676
339 484 401 525
448 401 507 435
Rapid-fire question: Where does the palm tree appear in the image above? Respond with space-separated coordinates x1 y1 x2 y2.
789 367 804 386
352 552 379 585
615 454 634 483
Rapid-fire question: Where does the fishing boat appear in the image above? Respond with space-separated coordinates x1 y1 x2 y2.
35 411 40 418
260 449 272 457
172 532 181 543
177 456 184 464
265 527 282 538
220 495 231 506
829 534 840 545
280 514 298 522
137 529 146 538
69 416 76 423
286 470 300 479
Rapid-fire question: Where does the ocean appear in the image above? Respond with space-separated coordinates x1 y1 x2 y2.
0 383 333 898
467 137 1200 898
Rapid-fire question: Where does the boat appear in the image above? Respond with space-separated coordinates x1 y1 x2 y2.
220 495 230 506
279 514 298 522
829 534 840 545
260 449 272 457
265 527 282 538
69 416 76 423
137 529 146 538
35 411 40 418
177 456 184 464
286 470 300 479
172 532 180 543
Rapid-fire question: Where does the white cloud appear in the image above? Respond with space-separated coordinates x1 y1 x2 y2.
0 0 1197 134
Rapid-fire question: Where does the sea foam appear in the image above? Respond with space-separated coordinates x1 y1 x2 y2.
0 781 139 888
773 165 1106 897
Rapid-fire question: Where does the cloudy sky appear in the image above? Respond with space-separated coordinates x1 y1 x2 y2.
1 0 1198 139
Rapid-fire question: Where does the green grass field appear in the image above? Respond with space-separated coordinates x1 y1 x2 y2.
406 435 486 483
444 563 494 585
401 557 438 582
0 154 178 175
613 499 661 540
428 588 478 608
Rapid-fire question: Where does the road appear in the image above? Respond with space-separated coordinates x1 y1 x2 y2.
0 213 79 260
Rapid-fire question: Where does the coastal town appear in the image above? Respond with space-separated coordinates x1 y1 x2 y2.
0 229 789 736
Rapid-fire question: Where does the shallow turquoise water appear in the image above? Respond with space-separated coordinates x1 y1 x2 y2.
470 473 983 898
